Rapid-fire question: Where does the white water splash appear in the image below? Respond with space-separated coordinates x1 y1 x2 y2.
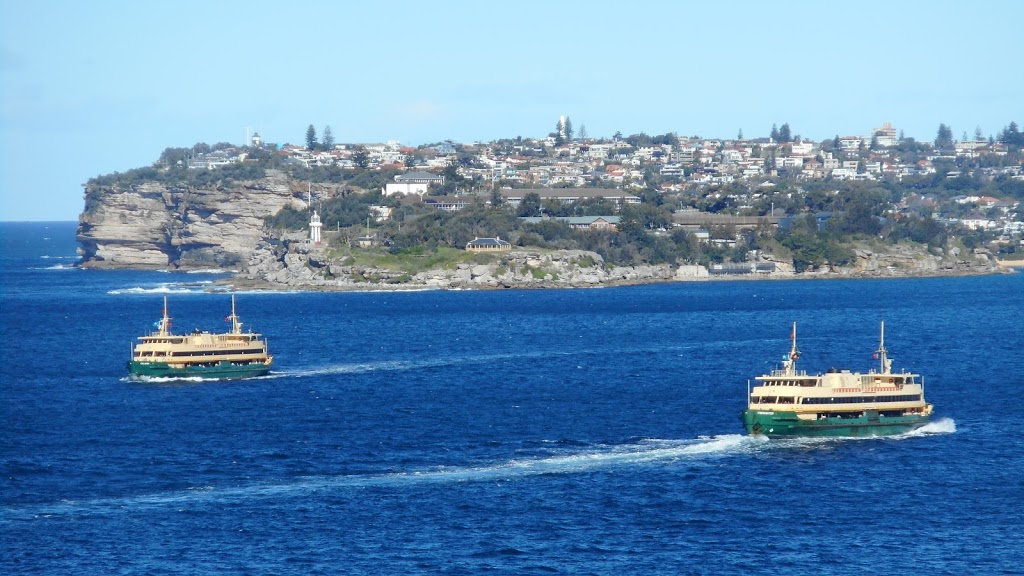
108 281 224 295
123 375 217 384
907 417 956 436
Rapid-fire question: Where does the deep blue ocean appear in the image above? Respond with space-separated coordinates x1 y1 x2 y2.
2 221 1023 574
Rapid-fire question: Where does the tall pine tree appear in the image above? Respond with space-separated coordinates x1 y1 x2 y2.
305 124 318 150
935 123 953 149
322 125 335 150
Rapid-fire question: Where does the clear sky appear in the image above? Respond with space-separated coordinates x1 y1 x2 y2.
2 0 1021 221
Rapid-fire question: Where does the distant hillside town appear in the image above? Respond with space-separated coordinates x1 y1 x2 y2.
166 119 1024 246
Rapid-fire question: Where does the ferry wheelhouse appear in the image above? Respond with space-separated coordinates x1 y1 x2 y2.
742 322 932 437
128 295 273 380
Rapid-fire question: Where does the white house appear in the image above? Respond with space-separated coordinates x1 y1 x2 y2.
382 171 444 196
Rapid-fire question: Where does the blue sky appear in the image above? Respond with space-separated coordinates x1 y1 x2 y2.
2 0 1021 221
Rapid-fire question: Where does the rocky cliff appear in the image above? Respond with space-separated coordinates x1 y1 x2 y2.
77 170 305 269
77 170 1006 285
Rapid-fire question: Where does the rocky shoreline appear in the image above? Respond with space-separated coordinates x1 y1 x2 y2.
220 241 1012 292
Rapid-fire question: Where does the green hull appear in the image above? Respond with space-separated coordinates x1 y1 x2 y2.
742 409 930 438
128 360 271 381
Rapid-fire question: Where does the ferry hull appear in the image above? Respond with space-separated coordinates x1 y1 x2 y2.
742 409 930 438
128 360 271 381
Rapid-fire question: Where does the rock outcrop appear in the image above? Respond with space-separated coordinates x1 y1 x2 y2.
233 246 680 290
846 244 1000 277
228 239 1006 292
77 170 304 269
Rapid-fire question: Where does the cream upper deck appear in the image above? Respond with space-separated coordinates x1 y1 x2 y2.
747 322 930 414
131 296 270 364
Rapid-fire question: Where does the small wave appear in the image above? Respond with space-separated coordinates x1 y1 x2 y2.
40 255 77 260
109 286 203 295
108 281 226 295
31 264 76 270
185 269 235 274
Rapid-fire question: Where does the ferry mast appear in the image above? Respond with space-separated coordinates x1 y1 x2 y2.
876 321 892 374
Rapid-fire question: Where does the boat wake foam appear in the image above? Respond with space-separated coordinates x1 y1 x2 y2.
4 435 768 518
270 351 582 379
7 424 955 519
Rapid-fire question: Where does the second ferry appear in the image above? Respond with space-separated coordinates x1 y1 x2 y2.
742 322 932 437
128 295 273 380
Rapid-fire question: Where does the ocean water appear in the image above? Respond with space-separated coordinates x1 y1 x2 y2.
2 221 1023 575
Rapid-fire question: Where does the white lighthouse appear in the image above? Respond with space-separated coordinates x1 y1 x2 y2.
310 210 322 245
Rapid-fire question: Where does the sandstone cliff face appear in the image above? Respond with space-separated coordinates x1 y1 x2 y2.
77 170 303 269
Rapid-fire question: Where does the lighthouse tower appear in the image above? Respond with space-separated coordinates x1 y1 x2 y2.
310 210 322 245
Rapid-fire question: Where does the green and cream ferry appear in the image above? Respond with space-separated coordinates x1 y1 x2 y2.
128 295 273 380
742 322 932 437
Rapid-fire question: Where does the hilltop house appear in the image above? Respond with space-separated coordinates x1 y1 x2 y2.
383 171 444 196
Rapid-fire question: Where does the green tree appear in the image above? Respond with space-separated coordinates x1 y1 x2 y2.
305 124 318 150
322 125 335 150
1000 121 1023 147
579 124 588 140
517 192 542 217
564 116 574 142
770 123 779 141
352 146 369 169
159 147 191 167
935 123 954 149
778 123 792 143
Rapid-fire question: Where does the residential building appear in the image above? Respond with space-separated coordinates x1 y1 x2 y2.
466 237 512 252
